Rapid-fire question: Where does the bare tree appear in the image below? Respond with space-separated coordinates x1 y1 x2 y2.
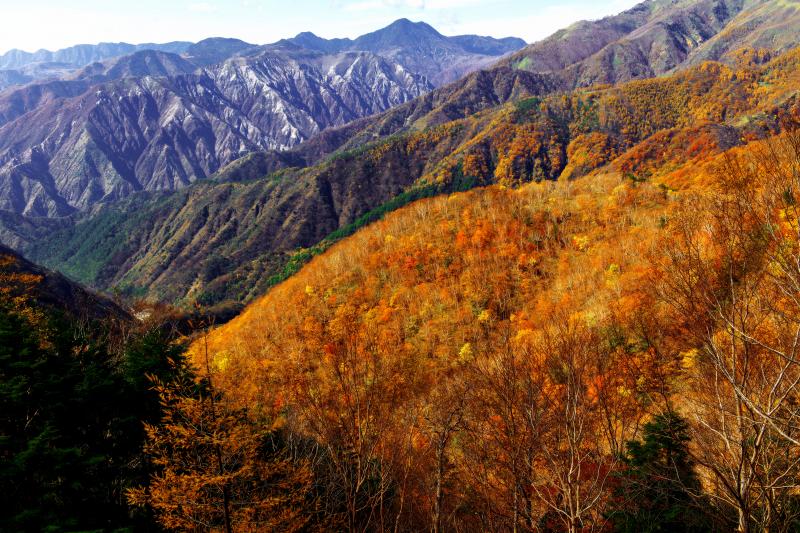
658 129 800 532
528 319 620 533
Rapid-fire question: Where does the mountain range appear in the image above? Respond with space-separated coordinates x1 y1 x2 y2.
5 0 797 313
2 0 800 311
6 1 800 530
282 19 527 85
0 41 194 91
0 20 524 219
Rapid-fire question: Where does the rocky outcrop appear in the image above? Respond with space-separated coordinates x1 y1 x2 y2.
0 46 431 217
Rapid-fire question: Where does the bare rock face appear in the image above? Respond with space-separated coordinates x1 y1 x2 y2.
0 47 431 217
0 21 527 218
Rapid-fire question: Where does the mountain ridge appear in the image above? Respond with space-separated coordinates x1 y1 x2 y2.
0 243 128 321
23 45 800 308
282 18 527 85
0 47 433 217
0 41 194 71
0 20 527 218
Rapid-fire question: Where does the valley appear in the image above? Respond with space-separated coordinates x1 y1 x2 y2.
5 0 800 531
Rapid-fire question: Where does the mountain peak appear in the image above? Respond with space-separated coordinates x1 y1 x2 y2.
184 37 257 65
384 18 441 35
387 17 419 27
353 18 445 49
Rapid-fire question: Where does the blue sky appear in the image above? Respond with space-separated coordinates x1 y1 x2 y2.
0 0 640 54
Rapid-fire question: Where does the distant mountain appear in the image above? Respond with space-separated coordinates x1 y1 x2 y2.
184 37 260 66
0 70 31 92
0 21 526 91
0 45 431 217
0 19 528 218
282 18 527 85
0 41 193 71
72 50 197 84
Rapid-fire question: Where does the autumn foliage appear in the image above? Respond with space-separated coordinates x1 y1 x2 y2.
82 44 800 531
148 112 800 531
187 156 673 530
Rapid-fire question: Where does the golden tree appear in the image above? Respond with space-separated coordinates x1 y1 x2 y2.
128 345 316 532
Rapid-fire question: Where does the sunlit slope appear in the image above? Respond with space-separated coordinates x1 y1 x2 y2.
190 171 670 404
189 125 793 423
28 47 800 309
185 113 800 530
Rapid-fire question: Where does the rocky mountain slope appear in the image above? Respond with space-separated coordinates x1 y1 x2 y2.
0 21 525 218
0 46 431 218
24 44 800 308
501 0 800 86
71 50 198 84
0 70 32 92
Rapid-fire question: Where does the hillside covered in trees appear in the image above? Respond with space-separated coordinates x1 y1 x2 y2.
174 124 800 532
8 1 800 532
0 247 194 530
25 44 800 313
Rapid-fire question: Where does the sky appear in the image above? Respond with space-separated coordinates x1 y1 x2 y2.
0 0 641 55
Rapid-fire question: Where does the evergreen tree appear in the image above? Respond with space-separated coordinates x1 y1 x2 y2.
0 298 193 531
0 305 129 530
607 411 711 533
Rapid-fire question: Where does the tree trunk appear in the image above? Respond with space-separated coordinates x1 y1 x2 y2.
737 506 749 533
433 439 445 533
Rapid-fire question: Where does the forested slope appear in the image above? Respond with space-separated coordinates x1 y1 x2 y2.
182 124 800 532
27 46 800 310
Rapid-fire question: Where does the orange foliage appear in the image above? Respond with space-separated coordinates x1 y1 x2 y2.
179 48 800 531
189 167 673 529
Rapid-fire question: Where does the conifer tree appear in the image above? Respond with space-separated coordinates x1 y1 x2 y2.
608 412 710 533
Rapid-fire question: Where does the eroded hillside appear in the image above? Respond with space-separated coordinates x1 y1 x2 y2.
27 46 800 310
